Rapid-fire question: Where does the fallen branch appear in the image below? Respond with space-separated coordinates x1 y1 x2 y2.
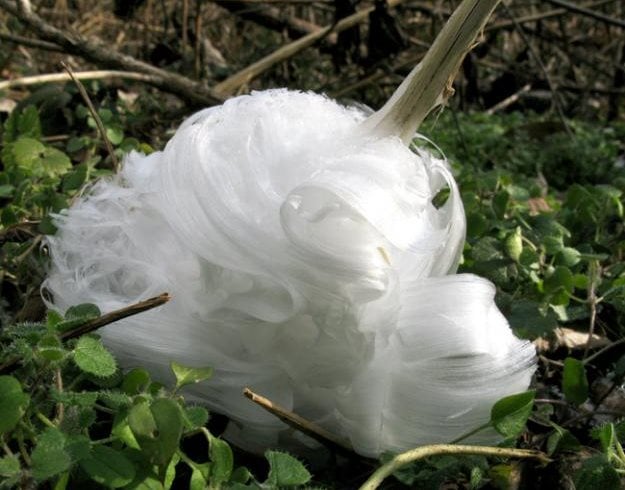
486 83 532 114
214 1 325 41
0 0 223 106
0 31 63 51
214 0 405 96
544 0 625 29
243 387 354 454
486 0 618 32
359 444 550 490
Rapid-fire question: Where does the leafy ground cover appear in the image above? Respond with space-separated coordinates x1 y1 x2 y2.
1 87 624 488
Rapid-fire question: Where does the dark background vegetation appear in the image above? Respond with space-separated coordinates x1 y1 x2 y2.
1 1 625 489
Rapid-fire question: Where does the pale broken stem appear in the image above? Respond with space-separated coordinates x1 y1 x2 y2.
214 0 404 96
61 62 119 171
0 70 154 91
243 387 354 454
359 444 550 490
363 0 502 143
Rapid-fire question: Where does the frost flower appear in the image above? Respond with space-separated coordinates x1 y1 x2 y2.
45 89 535 457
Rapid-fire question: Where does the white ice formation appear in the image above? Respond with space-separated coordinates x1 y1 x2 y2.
45 89 536 457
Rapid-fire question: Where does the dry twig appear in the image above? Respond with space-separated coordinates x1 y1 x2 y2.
243 387 354 454
60 61 119 170
214 0 405 96
0 0 223 106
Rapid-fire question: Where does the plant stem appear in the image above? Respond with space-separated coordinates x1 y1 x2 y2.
363 0 502 143
359 444 550 490
447 422 491 444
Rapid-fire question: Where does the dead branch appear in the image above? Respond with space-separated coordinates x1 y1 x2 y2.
544 0 625 29
214 0 405 96
214 1 325 40
0 31 64 51
0 0 223 106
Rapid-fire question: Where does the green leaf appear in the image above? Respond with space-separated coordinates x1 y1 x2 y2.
129 399 183 466
546 423 580 455
62 164 88 192
490 391 535 438
17 105 42 138
128 402 157 438
12 137 46 171
41 147 72 177
65 303 101 320
556 247 581 267
264 450 311 487
183 406 209 430
190 465 209 490
504 229 523 262
0 184 14 198
106 125 124 146
507 300 558 339
492 190 509 219
79 445 136 488
208 434 233 485
66 136 86 153
122 368 152 395
0 375 29 434
73 335 117 377
38 215 58 235
591 423 616 453
37 334 66 361
170 361 213 390
47 310 64 328
562 357 589 405
574 455 621 490
164 453 180 490
31 428 71 481
230 466 252 484
0 454 20 478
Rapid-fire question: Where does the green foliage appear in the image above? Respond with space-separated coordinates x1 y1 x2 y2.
562 357 589 405
490 391 535 438
2 100 625 489
170 361 213 391
0 303 316 489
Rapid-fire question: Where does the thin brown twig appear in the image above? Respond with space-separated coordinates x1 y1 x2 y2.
243 387 354 454
584 337 625 364
0 293 171 374
60 293 170 341
60 61 119 171
583 262 600 359
0 31 64 51
500 2 573 137
54 367 64 425
544 0 625 29
486 83 532 114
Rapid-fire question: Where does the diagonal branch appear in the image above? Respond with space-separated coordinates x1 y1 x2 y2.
214 0 405 96
0 0 223 106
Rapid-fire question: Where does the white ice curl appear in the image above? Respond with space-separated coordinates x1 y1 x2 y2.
45 90 535 457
